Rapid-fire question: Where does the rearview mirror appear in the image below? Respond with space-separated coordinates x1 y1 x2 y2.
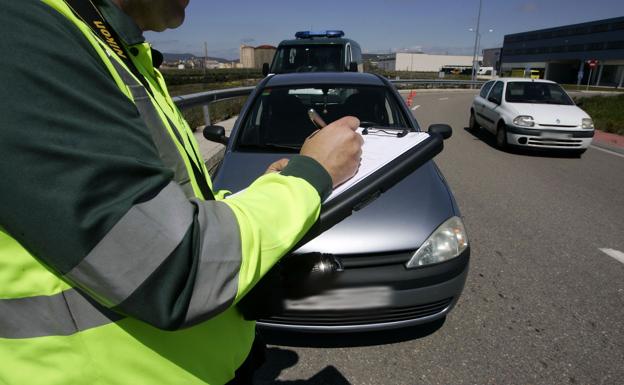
349 61 358 72
428 124 452 140
203 125 229 145
262 63 270 77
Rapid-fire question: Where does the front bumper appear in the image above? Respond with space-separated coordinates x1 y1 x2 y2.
506 125 594 149
255 247 470 332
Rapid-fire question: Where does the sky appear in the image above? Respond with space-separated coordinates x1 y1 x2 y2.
145 0 624 60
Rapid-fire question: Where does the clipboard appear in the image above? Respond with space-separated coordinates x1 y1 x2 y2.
294 129 445 248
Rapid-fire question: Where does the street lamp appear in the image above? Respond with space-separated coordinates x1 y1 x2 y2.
470 0 483 83
469 27 494 78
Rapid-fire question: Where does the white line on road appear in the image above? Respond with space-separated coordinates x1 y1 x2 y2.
439 97 449 101
600 248 624 264
590 145 624 159
411 105 420 111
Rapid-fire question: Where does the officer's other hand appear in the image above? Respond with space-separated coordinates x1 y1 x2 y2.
265 158 289 174
300 116 363 188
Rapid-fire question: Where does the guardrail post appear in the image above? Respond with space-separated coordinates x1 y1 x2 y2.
202 104 211 126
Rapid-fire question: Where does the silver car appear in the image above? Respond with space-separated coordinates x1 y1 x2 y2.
204 72 470 332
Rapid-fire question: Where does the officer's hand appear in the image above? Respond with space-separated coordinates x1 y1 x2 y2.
265 158 289 174
300 116 363 188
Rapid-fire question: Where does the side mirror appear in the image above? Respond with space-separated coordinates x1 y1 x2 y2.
428 124 452 140
203 125 229 145
349 61 358 72
488 96 501 105
262 63 270 76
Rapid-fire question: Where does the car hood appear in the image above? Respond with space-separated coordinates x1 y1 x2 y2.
213 152 455 254
506 103 589 127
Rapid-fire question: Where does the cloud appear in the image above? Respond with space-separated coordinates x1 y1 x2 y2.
519 2 538 12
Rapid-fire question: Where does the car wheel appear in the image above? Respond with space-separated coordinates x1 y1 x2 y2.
496 123 507 150
469 111 480 132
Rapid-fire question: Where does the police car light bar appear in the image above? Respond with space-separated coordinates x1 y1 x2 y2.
295 30 345 39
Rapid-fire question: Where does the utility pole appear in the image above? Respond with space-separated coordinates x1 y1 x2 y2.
471 0 483 84
204 41 208 76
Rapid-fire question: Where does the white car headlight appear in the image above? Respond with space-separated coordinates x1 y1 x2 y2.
582 118 594 129
513 115 535 127
406 216 469 269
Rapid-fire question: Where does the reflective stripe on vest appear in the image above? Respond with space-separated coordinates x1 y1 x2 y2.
0 289 123 339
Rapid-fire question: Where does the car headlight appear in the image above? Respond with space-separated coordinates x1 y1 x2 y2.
513 115 535 127
582 118 594 129
406 216 469 269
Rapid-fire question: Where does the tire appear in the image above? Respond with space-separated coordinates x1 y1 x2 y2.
496 123 507 150
469 111 480 132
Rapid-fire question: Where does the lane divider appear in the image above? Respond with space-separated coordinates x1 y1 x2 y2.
600 248 624 264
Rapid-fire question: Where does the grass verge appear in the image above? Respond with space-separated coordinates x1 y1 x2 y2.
575 94 624 136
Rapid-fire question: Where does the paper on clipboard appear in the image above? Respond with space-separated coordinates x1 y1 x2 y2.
325 128 429 202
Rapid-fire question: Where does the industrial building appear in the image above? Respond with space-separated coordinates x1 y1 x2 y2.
375 52 479 72
239 44 277 69
500 16 624 87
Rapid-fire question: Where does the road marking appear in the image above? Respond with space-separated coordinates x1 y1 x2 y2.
600 248 624 264
590 145 624 159
411 105 420 111
439 97 449 101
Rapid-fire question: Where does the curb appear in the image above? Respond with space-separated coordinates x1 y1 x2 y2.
592 130 624 155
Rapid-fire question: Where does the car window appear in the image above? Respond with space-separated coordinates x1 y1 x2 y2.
479 81 495 98
505 82 574 105
237 86 409 150
488 81 504 102
271 45 343 73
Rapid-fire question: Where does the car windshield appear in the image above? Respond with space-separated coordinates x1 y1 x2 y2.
237 85 410 151
271 45 343 73
505 82 574 105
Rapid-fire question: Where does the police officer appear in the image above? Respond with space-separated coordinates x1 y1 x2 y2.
0 0 362 384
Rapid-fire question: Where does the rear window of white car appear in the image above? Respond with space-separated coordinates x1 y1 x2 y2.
505 82 574 105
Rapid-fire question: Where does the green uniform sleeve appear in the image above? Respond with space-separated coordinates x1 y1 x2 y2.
0 0 331 330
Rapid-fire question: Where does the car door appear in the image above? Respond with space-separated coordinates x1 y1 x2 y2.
480 81 504 133
474 81 494 125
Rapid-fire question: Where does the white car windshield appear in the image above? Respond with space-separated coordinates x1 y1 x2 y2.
505 82 574 105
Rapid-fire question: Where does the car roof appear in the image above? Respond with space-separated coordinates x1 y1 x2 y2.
496 78 557 84
278 38 357 47
264 72 386 87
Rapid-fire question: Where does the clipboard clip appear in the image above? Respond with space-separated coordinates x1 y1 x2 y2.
361 126 409 138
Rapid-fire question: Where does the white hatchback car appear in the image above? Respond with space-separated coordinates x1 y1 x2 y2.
469 78 594 156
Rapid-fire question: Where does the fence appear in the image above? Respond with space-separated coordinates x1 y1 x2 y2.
172 79 485 124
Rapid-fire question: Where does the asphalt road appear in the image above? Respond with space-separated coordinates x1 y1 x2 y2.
253 90 624 385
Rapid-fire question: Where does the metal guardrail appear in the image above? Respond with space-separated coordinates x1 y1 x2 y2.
391 79 486 87
172 79 485 123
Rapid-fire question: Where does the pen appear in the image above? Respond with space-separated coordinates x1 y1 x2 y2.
307 109 327 139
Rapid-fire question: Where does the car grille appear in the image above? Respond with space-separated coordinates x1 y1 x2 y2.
261 297 453 326
538 124 578 128
527 137 584 147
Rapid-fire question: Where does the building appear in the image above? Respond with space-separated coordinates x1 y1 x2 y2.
254 45 277 69
482 47 502 72
500 16 624 87
239 44 277 69
376 52 479 72
240 45 255 68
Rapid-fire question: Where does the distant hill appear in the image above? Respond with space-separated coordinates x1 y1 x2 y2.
162 53 236 63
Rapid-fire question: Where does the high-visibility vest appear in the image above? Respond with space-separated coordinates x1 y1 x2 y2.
0 1 255 384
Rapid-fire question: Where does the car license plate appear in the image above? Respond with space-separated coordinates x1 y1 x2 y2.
285 286 393 310
543 132 572 140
